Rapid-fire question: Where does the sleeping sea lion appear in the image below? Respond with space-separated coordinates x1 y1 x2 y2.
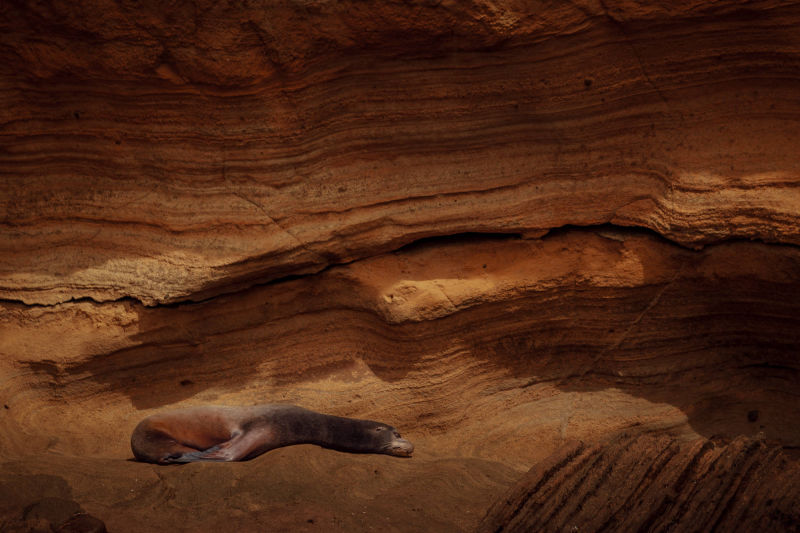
130 404 414 464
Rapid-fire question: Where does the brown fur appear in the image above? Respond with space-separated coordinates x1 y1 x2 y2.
131 404 414 464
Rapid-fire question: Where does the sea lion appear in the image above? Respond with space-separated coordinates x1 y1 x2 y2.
130 404 414 464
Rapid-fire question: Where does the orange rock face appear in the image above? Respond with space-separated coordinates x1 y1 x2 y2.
3 0 800 305
1 1 799 531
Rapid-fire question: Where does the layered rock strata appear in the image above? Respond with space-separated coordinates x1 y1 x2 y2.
478 434 800 533
1 229 798 530
2 0 800 305
3 229 799 457
1 0 800 531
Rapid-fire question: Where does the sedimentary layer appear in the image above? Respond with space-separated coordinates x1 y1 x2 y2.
478 433 800 533
2 229 799 457
2 1 799 531
1 228 798 530
2 0 800 305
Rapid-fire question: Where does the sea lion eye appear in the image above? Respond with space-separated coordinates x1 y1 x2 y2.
375 426 387 432
393 432 401 438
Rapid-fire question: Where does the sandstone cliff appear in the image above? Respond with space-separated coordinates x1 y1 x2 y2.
1 1 798 531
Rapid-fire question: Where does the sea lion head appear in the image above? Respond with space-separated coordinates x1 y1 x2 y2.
370 424 414 457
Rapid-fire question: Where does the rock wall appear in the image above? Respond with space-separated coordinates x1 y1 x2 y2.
3 0 800 305
1 1 799 531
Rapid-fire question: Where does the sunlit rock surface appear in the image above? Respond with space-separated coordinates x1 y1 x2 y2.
1 1 799 531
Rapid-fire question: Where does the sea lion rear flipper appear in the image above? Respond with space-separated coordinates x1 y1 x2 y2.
171 431 259 462
170 443 233 462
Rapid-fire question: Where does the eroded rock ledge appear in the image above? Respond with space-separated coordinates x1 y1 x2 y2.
2 0 800 305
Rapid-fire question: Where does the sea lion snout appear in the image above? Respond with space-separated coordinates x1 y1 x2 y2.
387 437 414 457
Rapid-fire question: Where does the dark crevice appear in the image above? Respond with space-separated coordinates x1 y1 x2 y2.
392 231 524 253
0 294 141 309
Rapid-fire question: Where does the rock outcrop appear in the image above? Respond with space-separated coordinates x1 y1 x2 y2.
478 434 800 533
1 1 799 531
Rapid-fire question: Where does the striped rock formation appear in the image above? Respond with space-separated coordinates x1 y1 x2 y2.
1 1 799 531
2 0 799 305
478 434 800 533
